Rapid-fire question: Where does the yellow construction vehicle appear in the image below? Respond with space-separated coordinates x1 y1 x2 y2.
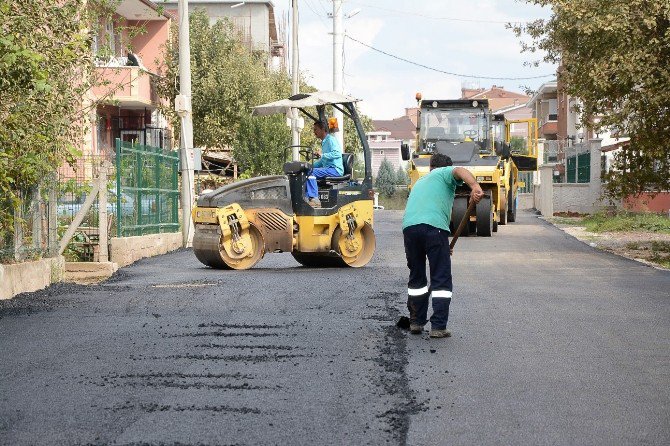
402 96 538 236
191 91 375 269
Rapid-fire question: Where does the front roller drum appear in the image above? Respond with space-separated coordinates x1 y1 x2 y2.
293 222 376 268
193 223 265 270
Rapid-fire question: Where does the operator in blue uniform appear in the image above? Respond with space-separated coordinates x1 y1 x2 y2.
402 153 484 338
306 120 344 208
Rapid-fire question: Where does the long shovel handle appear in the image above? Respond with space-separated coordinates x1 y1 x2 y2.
450 199 476 251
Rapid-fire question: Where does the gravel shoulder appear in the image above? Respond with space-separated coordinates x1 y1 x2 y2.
547 217 670 270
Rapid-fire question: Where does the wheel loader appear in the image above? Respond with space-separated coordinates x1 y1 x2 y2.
401 96 538 237
191 91 376 270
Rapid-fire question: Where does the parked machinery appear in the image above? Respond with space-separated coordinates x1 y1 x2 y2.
191 91 376 269
402 96 538 236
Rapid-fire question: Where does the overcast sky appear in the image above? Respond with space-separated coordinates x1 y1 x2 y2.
277 0 557 119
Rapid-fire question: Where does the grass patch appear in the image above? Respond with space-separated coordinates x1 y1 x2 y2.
581 212 670 234
378 190 409 210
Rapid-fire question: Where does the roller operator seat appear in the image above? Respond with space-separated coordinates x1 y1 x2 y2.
317 153 353 186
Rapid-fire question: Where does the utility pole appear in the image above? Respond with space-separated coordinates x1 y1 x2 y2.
291 0 301 160
332 0 344 149
177 0 195 247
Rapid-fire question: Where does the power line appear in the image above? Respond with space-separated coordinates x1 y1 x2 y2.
348 1 533 25
345 34 555 81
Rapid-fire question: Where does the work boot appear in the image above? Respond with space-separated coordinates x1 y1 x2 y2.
429 328 452 338
409 324 424 334
308 197 321 208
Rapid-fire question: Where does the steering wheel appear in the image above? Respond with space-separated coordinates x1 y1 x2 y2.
463 129 478 138
298 147 321 162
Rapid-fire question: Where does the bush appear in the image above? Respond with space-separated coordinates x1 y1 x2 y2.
375 158 396 197
395 165 409 186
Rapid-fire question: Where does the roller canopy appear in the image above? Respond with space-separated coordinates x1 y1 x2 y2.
253 91 360 116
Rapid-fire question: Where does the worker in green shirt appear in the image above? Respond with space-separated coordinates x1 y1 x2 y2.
402 153 483 338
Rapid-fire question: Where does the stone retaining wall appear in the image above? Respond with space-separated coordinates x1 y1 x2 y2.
0 256 65 300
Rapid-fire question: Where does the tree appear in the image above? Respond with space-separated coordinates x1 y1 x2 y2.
395 164 409 186
155 10 294 177
0 0 115 240
513 0 670 198
375 158 396 197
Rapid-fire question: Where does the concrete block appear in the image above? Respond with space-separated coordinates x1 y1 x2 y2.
64 261 118 284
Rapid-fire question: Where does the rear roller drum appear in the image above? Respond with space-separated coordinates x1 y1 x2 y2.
193 223 265 270
476 196 493 237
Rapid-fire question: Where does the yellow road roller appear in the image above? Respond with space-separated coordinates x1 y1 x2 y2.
191 91 376 270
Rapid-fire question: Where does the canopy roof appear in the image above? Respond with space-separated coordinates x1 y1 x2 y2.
253 91 359 116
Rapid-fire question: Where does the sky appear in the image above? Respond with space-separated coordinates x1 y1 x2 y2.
276 0 557 119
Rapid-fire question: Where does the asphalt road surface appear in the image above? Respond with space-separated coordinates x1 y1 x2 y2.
1 211 669 446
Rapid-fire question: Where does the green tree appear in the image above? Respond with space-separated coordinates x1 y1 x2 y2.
394 164 409 186
375 158 396 197
513 0 670 198
156 10 296 176
0 0 120 240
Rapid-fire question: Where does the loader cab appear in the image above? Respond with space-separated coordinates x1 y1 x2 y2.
417 99 492 156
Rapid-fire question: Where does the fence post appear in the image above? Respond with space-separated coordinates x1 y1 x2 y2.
98 161 112 262
13 195 23 261
48 175 58 257
32 185 42 251
116 138 122 238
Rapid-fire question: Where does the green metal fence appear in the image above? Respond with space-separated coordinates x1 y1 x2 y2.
115 139 180 237
518 172 534 194
566 152 591 183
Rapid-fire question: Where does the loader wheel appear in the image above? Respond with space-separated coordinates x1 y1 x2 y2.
450 197 470 237
333 223 376 267
507 189 517 223
193 223 264 270
499 200 508 226
476 197 493 237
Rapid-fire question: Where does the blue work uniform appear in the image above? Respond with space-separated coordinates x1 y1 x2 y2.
306 134 344 199
402 166 463 330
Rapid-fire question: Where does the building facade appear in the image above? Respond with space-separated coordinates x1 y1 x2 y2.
89 0 174 158
160 0 283 67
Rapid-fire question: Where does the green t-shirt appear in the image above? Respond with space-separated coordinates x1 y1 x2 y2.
402 166 463 232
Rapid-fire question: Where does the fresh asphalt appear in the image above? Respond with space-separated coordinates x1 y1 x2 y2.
1 211 668 445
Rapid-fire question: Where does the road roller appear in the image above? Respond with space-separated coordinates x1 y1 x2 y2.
191 91 376 270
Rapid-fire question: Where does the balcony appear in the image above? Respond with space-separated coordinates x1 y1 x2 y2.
539 113 558 136
92 64 159 108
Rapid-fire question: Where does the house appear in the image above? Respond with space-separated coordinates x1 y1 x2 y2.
461 85 531 114
366 131 402 177
526 81 559 141
89 0 174 158
372 115 416 151
159 0 283 67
